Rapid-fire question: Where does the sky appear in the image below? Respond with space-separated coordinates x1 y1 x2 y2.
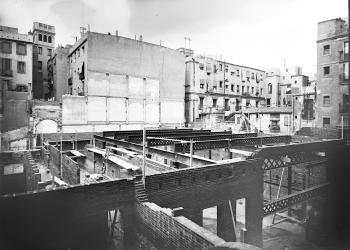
0 0 348 76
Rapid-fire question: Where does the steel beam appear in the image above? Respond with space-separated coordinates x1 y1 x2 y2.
263 183 330 216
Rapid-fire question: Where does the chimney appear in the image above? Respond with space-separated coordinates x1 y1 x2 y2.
139 35 143 41
115 30 118 36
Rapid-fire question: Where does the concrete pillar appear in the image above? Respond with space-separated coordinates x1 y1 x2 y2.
120 206 137 250
217 201 236 242
184 207 203 226
245 194 262 248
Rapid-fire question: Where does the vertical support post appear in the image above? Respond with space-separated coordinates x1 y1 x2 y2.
341 115 344 139
60 131 63 179
217 201 236 242
142 126 146 187
287 166 292 216
189 139 193 168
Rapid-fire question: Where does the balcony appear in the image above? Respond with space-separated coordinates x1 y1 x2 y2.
0 69 13 77
79 72 85 80
339 103 349 114
339 51 349 62
339 73 349 83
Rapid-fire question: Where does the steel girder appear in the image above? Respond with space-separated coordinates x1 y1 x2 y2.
263 183 329 216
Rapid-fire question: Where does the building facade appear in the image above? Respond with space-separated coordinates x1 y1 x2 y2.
184 54 266 125
0 25 33 133
47 45 71 102
61 31 185 132
31 22 55 100
316 18 349 130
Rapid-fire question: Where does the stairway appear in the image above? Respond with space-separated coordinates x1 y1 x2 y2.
134 177 149 203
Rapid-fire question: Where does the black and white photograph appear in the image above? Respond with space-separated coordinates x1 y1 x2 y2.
0 0 350 249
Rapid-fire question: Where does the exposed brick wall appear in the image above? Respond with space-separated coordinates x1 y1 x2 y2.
62 154 80 185
136 202 225 249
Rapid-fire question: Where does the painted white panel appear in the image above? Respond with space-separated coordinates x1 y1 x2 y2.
109 74 128 97
145 102 159 123
88 96 107 122
145 79 159 100
161 101 184 123
128 99 143 122
62 96 87 124
108 97 126 121
36 120 58 133
128 77 144 99
87 72 108 96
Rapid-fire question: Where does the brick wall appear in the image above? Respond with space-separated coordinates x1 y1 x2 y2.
135 202 260 250
62 154 79 185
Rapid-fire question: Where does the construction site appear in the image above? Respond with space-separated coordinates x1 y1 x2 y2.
0 127 349 250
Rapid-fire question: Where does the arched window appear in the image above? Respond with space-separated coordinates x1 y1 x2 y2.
268 83 272 94
38 34 42 41
48 36 52 43
43 35 47 42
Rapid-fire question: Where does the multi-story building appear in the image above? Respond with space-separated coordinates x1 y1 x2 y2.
61 31 185 132
316 18 349 131
31 22 55 100
0 25 33 133
47 45 71 102
184 54 266 125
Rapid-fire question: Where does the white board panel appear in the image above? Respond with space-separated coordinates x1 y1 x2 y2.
87 72 108 96
128 76 144 99
88 96 107 122
109 74 128 97
128 99 143 122
145 79 159 100
62 96 87 124
108 97 126 121
145 102 159 123
161 101 184 123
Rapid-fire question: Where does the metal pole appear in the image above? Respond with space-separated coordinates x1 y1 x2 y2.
60 131 63 178
341 115 344 139
272 167 285 224
228 200 237 240
142 126 146 187
189 139 193 168
348 0 350 141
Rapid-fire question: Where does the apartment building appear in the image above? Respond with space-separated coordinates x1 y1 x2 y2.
61 31 185 132
184 54 266 124
47 45 72 102
316 18 349 131
31 22 55 99
0 25 33 132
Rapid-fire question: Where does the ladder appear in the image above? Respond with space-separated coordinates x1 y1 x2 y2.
102 147 111 175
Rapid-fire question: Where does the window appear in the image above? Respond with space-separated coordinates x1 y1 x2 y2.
242 86 245 92
38 34 42 41
0 41 12 54
323 66 330 75
231 84 234 91
43 35 47 42
247 86 250 93
236 69 240 76
200 83 204 89
323 45 330 55
38 61 42 71
224 99 229 110
268 83 272 94
38 47 42 55
16 43 26 55
48 36 52 43
219 64 222 71
17 61 25 74
237 85 240 93
199 63 204 70
266 98 271 106
212 99 217 107
323 117 330 128
47 48 52 57
1 58 11 74
252 87 254 93
345 41 349 54
323 95 330 105
231 71 234 76
81 46 85 54
219 81 223 88
199 97 204 109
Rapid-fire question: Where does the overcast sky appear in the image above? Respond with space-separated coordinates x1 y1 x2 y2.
0 0 347 76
